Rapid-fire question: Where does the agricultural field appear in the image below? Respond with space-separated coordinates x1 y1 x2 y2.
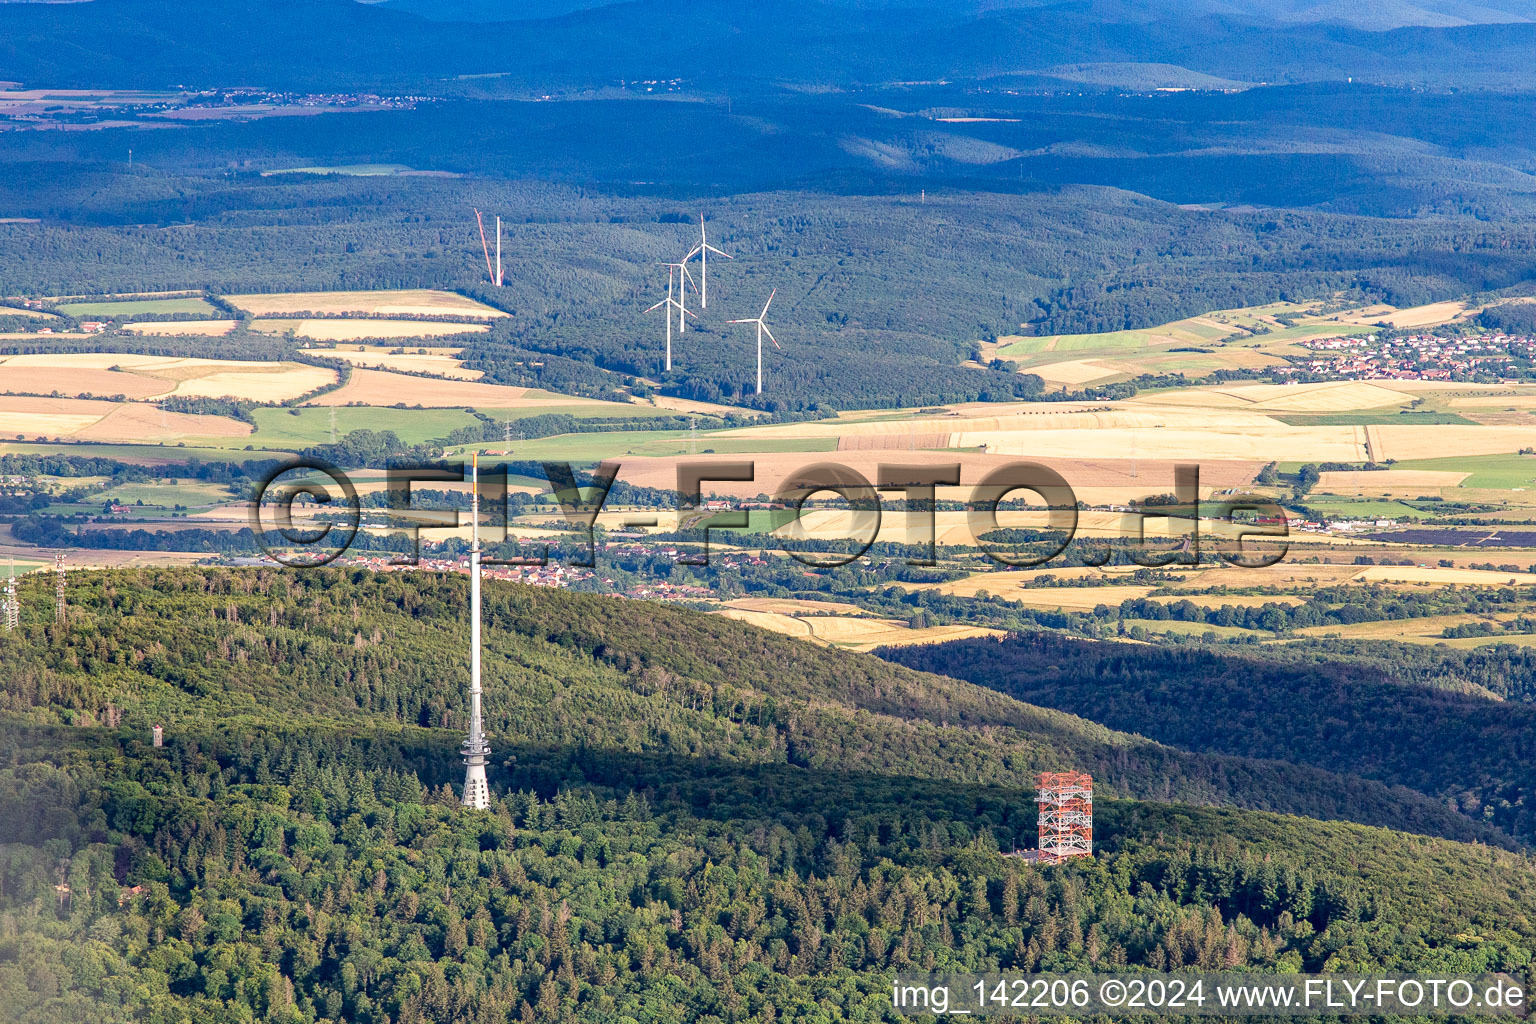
0 304 56 319
0 395 250 443
0 353 335 402
995 299 1480 387
709 602 1005 650
55 296 217 316
0 441 279 463
261 319 491 341
123 320 239 336
98 480 233 505
224 289 507 318
307 345 483 378
1390 453 1536 490
305 367 603 408
247 406 482 447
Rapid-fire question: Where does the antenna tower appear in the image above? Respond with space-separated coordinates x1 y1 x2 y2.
461 454 491 809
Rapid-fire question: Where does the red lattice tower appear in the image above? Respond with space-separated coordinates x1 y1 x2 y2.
1036 771 1093 862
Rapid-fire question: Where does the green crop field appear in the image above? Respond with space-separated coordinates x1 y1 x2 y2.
96 480 234 507
246 406 481 447
0 441 279 463
57 296 217 316
1392 454 1536 489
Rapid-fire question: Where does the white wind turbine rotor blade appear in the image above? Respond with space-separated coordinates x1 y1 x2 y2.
705 243 732 258
645 299 667 313
726 316 755 324
761 322 780 349
759 288 775 318
685 244 702 261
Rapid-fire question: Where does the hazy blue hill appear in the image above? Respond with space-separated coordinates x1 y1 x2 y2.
6 0 1536 90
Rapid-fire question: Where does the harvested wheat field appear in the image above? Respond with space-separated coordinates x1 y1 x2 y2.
642 394 753 417
0 395 116 437
226 289 507 318
834 623 1004 650
123 320 239 336
1347 301 1468 329
719 597 869 616
984 584 1156 608
1137 381 1410 413
0 354 334 402
1351 565 1535 586
967 425 1367 463
74 403 252 442
732 402 1245 439
312 347 483 379
711 605 1002 650
1 353 172 370
173 364 336 401
1370 426 1536 461
836 433 952 451
0 361 170 400
1294 612 1522 641
304 367 583 407
1316 470 1470 493
613 451 1262 500
258 319 491 341
1028 358 1124 387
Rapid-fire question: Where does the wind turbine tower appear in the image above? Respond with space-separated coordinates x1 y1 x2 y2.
685 214 731 309
728 289 781 395
645 264 695 372
473 208 503 287
460 454 491 810
661 261 696 333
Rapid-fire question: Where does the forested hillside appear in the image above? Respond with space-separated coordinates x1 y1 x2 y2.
5 168 1535 408
884 633 1536 842
2 568 1535 1023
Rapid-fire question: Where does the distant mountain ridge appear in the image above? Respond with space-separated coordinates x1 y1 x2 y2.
369 0 1536 31
3 0 1536 90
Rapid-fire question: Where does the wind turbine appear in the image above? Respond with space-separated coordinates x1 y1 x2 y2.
660 261 696 333
685 214 731 309
645 263 695 372
728 289 780 395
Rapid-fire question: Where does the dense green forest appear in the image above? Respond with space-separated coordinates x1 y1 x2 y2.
2 568 1534 1023
884 633 1536 843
